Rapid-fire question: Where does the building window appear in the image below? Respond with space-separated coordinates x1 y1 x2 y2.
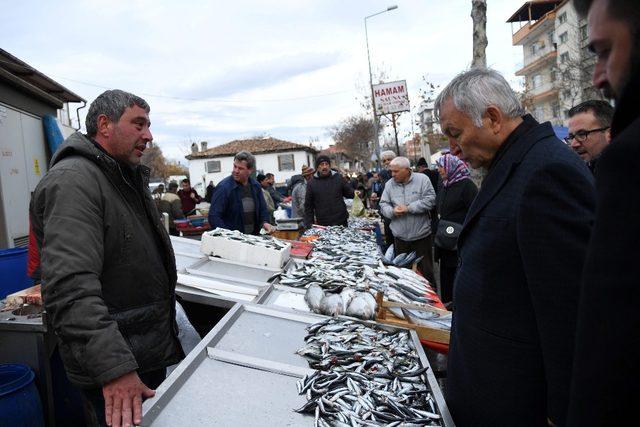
205 160 221 173
560 52 570 63
559 12 567 24
531 74 543 89
548 31 555 47
552 102 561 118
550 69 557 82
278 154 295 171
559 32 568 44
580 25 588 41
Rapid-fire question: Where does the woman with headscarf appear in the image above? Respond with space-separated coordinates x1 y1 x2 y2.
434 153 478 305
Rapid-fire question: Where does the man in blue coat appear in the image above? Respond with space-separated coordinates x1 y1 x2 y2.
208 151 271 235
435 68 596 426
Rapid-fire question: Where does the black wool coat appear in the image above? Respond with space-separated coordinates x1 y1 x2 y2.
304 170 354 227
567 70 640 427
446 118 595 427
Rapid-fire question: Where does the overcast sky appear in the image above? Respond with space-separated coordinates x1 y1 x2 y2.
2 0 524 162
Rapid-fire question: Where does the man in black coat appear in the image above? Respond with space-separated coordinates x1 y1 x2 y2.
303 155 354 228
568 1 640 425
435 68 595 426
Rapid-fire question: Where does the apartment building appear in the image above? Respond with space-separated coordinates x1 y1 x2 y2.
508 0 601 125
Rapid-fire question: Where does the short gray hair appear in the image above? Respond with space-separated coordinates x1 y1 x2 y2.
434 68 524 127
389 156 410 168
380 150 396 161
234 151 256 169
85 89 150 137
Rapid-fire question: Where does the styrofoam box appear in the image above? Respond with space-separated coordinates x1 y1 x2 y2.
200 232 291 269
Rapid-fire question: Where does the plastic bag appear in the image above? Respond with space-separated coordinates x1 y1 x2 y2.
350 193 365 217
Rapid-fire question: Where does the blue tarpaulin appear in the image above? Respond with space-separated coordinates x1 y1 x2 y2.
553 125 569 142
43 115 64 155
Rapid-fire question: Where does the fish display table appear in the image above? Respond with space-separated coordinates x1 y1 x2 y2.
141 304 453 426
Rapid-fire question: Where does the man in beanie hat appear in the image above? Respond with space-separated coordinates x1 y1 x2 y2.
291 164 314 218
304 156 354 228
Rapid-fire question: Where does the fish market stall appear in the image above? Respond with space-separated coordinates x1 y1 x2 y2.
141 303 453 426
267 225 452 353
172 231 287 307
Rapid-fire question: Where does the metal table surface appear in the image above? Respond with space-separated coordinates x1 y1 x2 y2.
254 284 309 312
142 303 453 426
186 257 281 285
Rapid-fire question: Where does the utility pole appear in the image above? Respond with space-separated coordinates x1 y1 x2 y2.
471 0 488 68
391 113 400 156
365 5 398 171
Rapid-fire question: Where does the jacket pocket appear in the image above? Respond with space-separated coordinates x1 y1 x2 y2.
110 299 175 368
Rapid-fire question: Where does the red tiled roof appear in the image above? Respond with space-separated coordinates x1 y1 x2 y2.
186 137 317 160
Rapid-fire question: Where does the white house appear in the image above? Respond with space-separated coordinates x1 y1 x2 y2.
186 137 318 188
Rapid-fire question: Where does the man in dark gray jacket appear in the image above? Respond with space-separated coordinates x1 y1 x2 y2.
30 90 184 427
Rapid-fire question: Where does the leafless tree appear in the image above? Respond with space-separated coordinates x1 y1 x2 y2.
328 116 377 169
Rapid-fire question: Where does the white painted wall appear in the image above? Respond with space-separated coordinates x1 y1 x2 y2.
188 150 315 188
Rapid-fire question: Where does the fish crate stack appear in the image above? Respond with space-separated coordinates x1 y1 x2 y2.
201 228 291 269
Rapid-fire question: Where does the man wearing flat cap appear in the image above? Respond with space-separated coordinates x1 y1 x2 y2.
303 155 354 228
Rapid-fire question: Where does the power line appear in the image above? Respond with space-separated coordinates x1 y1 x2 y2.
49 75 353 104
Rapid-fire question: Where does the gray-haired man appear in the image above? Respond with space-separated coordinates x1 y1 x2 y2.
30 90 184 427
436 68 595 426
380 156 436 283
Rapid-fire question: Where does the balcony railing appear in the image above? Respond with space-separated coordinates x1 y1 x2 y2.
512 10 556 45
516 50 558 76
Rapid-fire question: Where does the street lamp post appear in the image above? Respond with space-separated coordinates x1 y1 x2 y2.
365 5 398 171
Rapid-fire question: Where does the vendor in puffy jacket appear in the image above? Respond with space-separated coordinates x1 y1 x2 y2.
208 151 272 235
304 155 354 228
30 90 184 427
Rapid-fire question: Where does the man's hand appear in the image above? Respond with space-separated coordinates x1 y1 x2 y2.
262 222 273 233
394 205 408 216
103 371 155 427
190 192 196 200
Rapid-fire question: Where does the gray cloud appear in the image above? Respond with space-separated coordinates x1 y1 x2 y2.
176 51 343 99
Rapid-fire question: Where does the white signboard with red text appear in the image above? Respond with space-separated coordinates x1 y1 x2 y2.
372 80 410 115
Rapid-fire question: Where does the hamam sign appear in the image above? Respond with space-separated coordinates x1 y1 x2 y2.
373 80 410 115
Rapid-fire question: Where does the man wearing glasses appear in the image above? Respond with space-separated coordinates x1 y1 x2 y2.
565 100 613 173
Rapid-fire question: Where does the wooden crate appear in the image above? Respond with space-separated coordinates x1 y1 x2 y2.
375 292 450 345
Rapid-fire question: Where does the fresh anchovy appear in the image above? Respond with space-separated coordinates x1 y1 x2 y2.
294 318 443 426
347 217 380 229
303 226 381 265
205 228 287 250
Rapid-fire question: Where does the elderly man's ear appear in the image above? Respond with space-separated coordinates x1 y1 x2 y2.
485 106 504 135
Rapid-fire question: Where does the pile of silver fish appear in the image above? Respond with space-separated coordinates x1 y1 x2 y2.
206 228 287 250
303 226 381 265
347 217 380 229
279 260 364 291
294 318 443 426
279 259 450 328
